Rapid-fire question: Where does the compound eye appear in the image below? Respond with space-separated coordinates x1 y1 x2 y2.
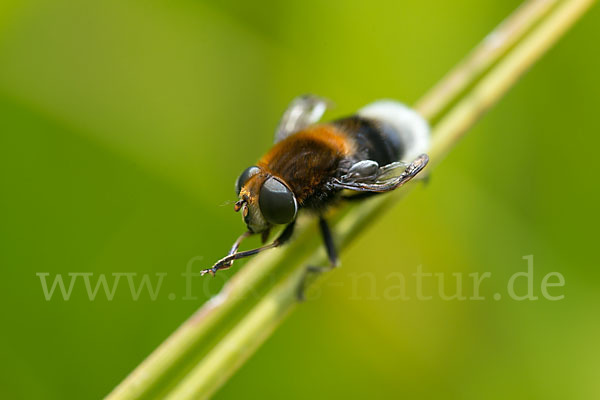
259 177 297 225
235 166 260 195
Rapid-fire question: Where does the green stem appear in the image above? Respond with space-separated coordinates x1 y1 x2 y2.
415 0 558 120
106 1 595 399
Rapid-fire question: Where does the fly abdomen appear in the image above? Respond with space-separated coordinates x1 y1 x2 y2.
333 116 402 167
356 100 430 163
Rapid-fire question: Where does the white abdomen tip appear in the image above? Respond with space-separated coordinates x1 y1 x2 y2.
358 100 430 161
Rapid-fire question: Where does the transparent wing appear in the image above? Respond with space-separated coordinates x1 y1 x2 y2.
332 154 429 193
274 94 331 143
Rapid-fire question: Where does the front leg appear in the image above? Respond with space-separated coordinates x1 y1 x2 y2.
201 221 296 276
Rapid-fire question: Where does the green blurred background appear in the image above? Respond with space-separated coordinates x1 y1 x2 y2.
1 0 599 399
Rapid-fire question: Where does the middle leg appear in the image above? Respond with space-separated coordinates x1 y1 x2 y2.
297 216 339 300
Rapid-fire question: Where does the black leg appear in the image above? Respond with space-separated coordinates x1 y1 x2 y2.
319 217 339 267
227 231 252 257
201 221 296 276
296 217 339 301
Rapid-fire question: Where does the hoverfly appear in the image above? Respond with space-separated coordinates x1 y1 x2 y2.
200 95 430 277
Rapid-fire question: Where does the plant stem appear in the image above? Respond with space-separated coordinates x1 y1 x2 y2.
106 1 595 399
415 0 558 120
430 0 594 163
